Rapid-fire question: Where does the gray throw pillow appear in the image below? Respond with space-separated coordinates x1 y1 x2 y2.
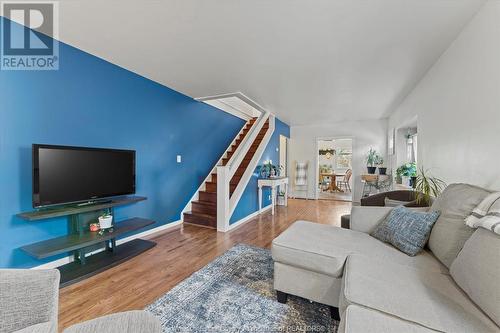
371 206 441 256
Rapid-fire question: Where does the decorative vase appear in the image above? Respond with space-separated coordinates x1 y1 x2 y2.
367 166 377 174
378 167 387 175
98 215 113 229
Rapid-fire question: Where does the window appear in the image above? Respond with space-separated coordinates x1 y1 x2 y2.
336 150 352 169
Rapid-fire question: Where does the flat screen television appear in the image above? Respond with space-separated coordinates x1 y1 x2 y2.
33 144 136 208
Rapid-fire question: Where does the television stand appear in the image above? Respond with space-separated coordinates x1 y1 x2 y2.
18 196 156 287
76 199 112 207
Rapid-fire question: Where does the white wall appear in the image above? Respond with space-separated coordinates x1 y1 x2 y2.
290 119 387 202
389 1 500 190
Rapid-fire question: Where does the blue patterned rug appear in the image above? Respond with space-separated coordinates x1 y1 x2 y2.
146 244 339 333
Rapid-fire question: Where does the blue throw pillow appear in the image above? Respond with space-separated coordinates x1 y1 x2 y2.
371 206 441 256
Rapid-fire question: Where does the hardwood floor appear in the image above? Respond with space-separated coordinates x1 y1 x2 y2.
58 198 351 330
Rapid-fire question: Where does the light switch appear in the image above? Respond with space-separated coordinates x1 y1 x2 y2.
177 155 182 163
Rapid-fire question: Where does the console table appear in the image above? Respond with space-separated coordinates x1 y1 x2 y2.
258 177 289 215
18 196 156 287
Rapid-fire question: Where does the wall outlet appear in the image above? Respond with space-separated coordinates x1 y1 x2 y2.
177 155 182 163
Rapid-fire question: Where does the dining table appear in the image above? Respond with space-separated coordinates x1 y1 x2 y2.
319 172 344 192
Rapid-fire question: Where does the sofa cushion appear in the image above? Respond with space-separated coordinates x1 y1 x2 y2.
339 305 438 333
450 228 500 327
371 206 440 256
428 183 491 268
0 269 59 333
340 255 499 332
13 322 53 333
272 221 447 277
63 311 161 333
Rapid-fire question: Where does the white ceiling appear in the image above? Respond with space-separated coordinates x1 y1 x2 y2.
55 0 484 126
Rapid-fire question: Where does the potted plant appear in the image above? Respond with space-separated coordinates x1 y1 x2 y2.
259 161 283 178
98 209 113 229
396 163 416 186
395 165 404 184
375 156 387 175
409 165 418 188
366 148 379 174
277 190 286 206
415 167 446 205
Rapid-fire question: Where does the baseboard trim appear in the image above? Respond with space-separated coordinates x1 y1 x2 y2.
228 204 272 231
32 219 182 270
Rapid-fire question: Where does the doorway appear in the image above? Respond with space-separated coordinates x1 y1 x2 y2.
316 138 353 202
279 135 288 176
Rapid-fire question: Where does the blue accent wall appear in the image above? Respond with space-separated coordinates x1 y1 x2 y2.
0 17 245 268
230 119 290 224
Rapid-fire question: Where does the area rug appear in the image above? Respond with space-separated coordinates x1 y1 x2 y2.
146 244 339 333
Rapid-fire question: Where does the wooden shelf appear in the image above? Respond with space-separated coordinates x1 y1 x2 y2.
58 239 156 288
17 196 146 221
21 218 155 259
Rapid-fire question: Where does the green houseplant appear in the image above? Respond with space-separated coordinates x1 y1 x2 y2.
259 161 283 178
366 148 380 174
277 190 286 206
98 209 113 230
319 164 333 174
375 156 387 175
415 167 446 205
396 163 416 185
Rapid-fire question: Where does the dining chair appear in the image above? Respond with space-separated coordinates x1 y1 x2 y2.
337 169 352 192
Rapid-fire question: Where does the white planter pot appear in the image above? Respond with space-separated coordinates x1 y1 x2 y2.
98 215 113 229
277 195 286 206
402 176 410 187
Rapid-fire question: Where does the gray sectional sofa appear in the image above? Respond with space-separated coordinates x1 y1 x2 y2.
272 184 500 332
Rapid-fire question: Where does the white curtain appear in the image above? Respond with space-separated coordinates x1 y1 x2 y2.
412 134 418 163
406 134 418 163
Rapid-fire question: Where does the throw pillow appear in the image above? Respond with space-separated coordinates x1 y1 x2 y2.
384 197 412 207
371 206 441 256
465 191 500 235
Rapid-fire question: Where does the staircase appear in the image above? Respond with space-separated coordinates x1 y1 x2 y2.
183 117 270 228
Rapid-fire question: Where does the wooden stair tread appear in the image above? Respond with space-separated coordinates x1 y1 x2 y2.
192 200 216 207
184 211 215 217
183 211 216 228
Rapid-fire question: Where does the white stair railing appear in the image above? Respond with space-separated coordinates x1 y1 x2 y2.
217 112 275 231
181 114 255 218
